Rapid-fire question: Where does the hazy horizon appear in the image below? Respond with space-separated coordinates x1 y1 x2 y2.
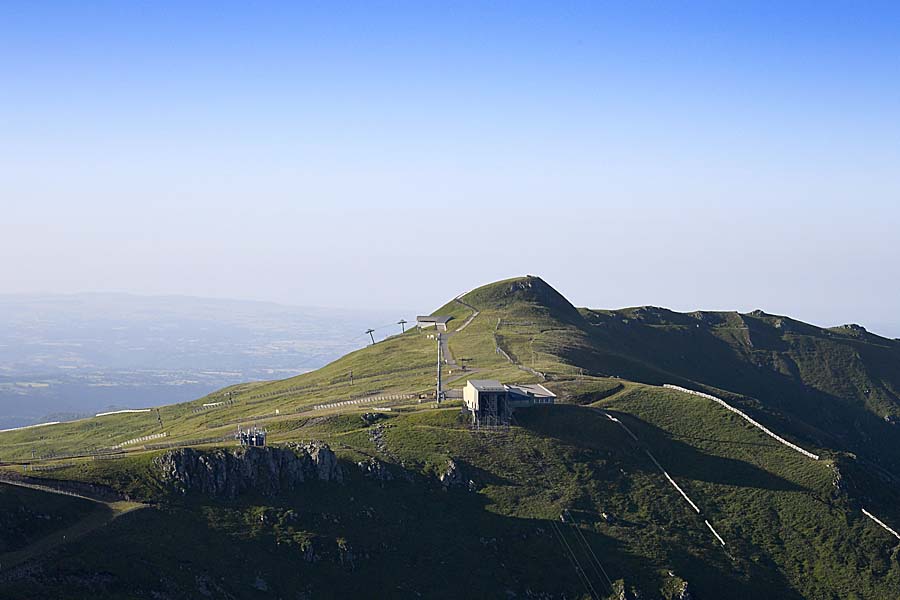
0 292 408 429
2 285 897 340
2 3 898 335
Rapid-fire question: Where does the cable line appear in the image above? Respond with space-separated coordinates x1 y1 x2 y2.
564 509 614 592
551 519 599 600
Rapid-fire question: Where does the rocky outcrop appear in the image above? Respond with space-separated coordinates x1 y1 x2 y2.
360 412 386 426
611 580 642 600
154 442 341 498
831 464 848 498
610 577 695 600
676 580 693 600
439 458 470 490
357 457 393 481
368 424 384 446
297 441 343 483
440 458 462 488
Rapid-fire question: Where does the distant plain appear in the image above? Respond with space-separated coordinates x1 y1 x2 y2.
0 293 407 429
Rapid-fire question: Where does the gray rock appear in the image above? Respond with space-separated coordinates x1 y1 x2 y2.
154 442 341 498
610 580 643 600
440 459 465 489
357 457 393 481
676 580 693 600
293 441 343 482
361 412 386 426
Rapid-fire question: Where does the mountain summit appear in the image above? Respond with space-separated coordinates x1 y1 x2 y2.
459 275 583 322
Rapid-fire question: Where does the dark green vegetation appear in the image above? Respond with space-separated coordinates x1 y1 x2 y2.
0 484 100 555
579 305 900 473
1 276 899 599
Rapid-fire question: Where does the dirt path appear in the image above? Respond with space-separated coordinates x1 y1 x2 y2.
445 368 479 385
440 298 484 389
0 480 146 572
440 331 457 367
453 297 480 332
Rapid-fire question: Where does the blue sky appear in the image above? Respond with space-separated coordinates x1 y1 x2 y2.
1 2 899 334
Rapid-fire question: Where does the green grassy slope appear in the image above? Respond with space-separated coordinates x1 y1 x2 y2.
438 276 600 382
0 483 102 555
0 328 439 463
578 305 900 475
7 401 900 599
601 386 900 600
1 275 899 599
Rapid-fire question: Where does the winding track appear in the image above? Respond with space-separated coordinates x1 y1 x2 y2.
453 297 480 332
0 479 145 572
440 298 484 388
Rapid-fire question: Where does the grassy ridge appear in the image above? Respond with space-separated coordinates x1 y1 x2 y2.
0 329 439 462
578 305 900 474
2 275 899 599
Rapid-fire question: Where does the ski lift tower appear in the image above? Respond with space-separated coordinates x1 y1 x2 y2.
436 332 444 405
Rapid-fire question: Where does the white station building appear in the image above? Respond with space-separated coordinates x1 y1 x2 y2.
462 379 556 427
416 315 453 331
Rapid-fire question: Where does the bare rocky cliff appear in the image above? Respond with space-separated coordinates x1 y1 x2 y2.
154 442 342 498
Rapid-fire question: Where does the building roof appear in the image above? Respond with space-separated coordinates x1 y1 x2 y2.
416 315 453 324
507 383 557 398
467 379 506 392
